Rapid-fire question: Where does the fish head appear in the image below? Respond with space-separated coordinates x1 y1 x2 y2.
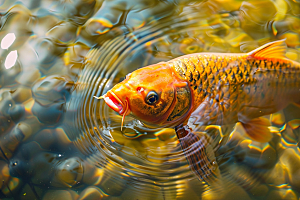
102 63 192 127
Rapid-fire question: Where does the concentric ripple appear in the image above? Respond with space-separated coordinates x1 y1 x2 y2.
64 11 238 197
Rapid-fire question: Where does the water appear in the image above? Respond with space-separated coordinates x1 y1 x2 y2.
0 0 300 199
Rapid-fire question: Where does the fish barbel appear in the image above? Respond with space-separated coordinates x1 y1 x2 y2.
97 40 300 182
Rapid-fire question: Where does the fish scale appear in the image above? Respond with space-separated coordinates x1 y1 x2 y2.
169 52 300 127
102 40 300 183
167 51 300 183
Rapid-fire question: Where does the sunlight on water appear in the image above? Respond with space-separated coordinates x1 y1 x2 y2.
5 50 18 69
0 0 299 199
1 33 16 50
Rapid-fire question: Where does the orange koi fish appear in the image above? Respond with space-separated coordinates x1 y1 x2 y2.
96 40 300 181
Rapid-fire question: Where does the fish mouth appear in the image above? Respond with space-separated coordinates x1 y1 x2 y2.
103 91 125 114
103 91 131 131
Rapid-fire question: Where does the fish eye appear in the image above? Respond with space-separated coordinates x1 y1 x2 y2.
146 91 159 105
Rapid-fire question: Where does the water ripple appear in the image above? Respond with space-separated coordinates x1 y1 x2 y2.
64 11 236 196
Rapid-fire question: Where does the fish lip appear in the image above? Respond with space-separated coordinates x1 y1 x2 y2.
103 91 125 114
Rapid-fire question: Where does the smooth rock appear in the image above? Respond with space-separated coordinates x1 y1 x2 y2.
43 190 79 200
11 86 32 103
78 186 108 200
266 189 297 200
249 184 269 198
279 148 300 192
47 21 79 45
98 173 127 196
265 163 287 186
52 157 84 188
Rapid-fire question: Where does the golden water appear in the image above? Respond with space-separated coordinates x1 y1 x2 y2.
0 0 300 199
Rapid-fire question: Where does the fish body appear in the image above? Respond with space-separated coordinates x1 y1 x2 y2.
169 49 300 132
99 40 300 181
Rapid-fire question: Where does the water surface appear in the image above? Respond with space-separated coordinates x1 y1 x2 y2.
0 0 300 199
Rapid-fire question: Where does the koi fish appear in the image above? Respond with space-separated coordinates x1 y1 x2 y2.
96 40 300 181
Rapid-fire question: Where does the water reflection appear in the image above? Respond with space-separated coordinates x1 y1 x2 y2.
0 0 299 199
1 33 16 50
4 50 18 69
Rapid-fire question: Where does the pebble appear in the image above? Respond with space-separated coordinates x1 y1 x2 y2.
16 68 41 87
273 0 288 21
243 143 277 169
176 178 203 199
31 75 72 124
271 110 286 126
202 179 251 200
266 189 297 200
272 15 300 36
33 14 61 38
281 122 298 145
98 173 127 196
0 121 34 159
47 21 79 45
53 127 73 146
32 101 66 124
121 138 148 162
249 184 269 198
19 183 44 200
52 157 84 188
224 28 253 50
208 0 243 12
120 183 165 200
286 48 300 61
64 42 90 66
81 160 104 185
0 55 22 87
78 186 108 200
279 32 300 47
142 137 173 164
11 86 32 104
0 161 10 192
32 75 72 106
43 189 79 200
17 117 41 141
62 0 97 25
283 104 300 121
9 142 48 180
1 0 300 199
264 163 287 186
0 162 22 197
280 148 300 192
286 0 300 17
153 128 176 141
0 5 33 50
239 0 276 39
30 38 66 71
32 129 56 150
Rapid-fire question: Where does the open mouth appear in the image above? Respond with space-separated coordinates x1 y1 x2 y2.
102 90 131 131
103 91 124 114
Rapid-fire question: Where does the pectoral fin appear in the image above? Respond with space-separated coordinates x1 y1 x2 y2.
175 124 219 183
241 117 273 143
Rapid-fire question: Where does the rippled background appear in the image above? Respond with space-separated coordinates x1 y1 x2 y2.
1 0 300 199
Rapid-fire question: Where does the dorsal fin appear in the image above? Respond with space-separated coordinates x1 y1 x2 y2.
247 39 287 60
